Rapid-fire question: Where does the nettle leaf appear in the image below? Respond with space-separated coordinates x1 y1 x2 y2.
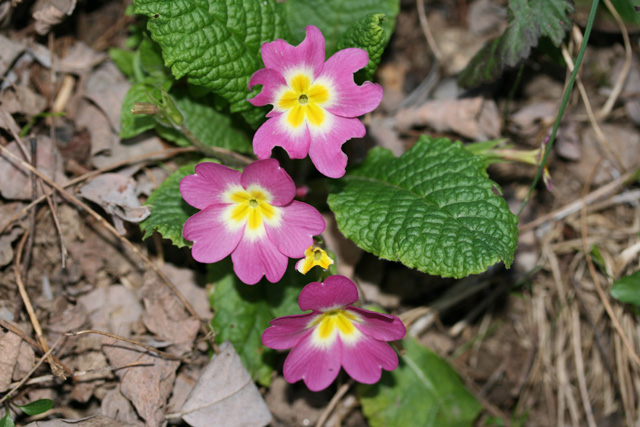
359 338 482 426
140 162 203 247
208 260 316 386
336 13 390 83
286 0 399 56
611 270 640 307
134 0 289 127
458 0 574 88
157 89 253 154
328 136 518 278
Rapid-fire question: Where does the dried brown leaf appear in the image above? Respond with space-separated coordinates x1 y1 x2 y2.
0 35 25 76
32 0 77 35
0 329 22 392
100 389 143 426
181 341 272 427
59 41 107 74
396 97 501 140
0 135 67 201
141 270 200 356
79 173 150 234
1 85 47 116
75 100 118 159
0 227 23 267
12 339 35 381
162 263 212 321
84 62 129 132
78 285 143 340
103 341 179 427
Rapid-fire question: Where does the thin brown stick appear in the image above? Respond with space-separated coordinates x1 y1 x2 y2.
15 229 69 379
0 335 64 406
520 166 640 232
66 329 185 361
0 144 213 348
561 41 625 172
580 163 640 368
597 0 632 120
416 0 442 60
316 380 353 427
0 146 197 236
571 305 597 427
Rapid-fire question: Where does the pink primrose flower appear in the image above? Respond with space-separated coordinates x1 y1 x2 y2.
180 159 325 285
262 275 406 391
248 25 384 178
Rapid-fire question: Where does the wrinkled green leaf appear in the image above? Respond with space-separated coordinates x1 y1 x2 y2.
134 0 289 126
0 413 14 427
458 0 573 87
208 260 315 386
359 338 482 426
286 0 399 56
611 270 640 307
328 136 519 278
336 13 390 83
17 399 53 416
139 162 202 247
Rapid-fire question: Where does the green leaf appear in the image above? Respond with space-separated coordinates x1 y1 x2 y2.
0 413 14 427
139 162 203 247
109 48 136 78
161 89 253 154
17 399 53 416
458 0 573 88
286 0 399 56
609 0 640 25
139 35 168 77
359 338 482 426
611 270 640 306
328 136 519 278
208 260 314 386
134 0 289 126
120 81 167 139
336 13 390 83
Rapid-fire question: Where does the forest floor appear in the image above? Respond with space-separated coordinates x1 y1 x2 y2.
0 0 639 426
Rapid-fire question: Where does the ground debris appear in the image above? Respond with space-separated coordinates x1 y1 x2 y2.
180 341 272 427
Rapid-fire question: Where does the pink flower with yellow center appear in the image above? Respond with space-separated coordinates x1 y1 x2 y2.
262 275 406 391
248 25 383 178
180 159 325 285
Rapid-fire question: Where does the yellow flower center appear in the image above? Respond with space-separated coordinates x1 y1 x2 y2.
229 188 277 230
312 309 359 340
296 245 334 275
277 74 330 129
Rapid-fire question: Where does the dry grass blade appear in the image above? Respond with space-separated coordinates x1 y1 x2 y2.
597 0 632 120
580 164 640 368
316 380 353 427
